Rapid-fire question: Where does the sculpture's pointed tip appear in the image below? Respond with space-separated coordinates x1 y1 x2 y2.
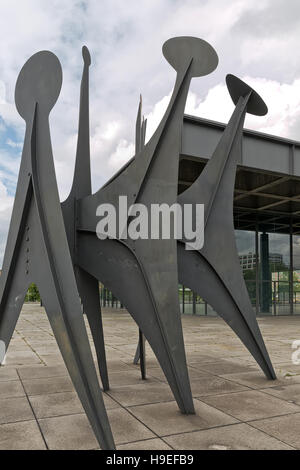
226 74 268 116
82 46 91 66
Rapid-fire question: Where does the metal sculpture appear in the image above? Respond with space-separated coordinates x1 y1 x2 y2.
134 75 276 380
0 35 277 449
61 47 109 392
0 51 114 449
177 75 276 379
75 37 218 414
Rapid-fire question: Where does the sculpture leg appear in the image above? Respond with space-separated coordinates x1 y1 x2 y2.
0 271 29 364
76 268 109 391
178 244 276 379
133 331 146 380
138 329 146 379
77 234 194 414
133 336 140 364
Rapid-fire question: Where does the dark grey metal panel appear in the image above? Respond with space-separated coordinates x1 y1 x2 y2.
243 137 290 174
182 116 300 177
178 75 276 380
61 46 109 392
135 76 276 379
182 120 220 159
77 37 219 414
293 147 300 175
0 51 115 450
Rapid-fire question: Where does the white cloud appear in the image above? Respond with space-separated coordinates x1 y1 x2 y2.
183 76 300 140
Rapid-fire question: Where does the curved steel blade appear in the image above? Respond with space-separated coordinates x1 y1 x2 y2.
77 37 219 414
178 77 276 379
0 51 115 449
61 46 109 391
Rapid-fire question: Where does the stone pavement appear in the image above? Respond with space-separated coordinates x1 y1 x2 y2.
0 303 300 450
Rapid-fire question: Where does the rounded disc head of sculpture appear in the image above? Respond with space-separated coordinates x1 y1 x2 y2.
162 36 218 77
226 74 268 116
82 45 91 66
15 51 62 121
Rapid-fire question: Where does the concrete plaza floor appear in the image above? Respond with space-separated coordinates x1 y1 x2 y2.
1 303 300 450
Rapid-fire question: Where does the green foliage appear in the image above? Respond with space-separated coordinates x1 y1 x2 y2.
25 283 40 302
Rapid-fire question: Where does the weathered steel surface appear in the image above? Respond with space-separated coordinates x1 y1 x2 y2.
77 37 218 414
0 51 115 449
0 38 277 450
177 75 276 379
134 76 276 380
61 47 109 392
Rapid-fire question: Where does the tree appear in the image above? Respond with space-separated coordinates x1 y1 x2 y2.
25 283 40 302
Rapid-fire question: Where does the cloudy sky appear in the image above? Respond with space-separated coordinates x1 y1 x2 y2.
1 0 300 266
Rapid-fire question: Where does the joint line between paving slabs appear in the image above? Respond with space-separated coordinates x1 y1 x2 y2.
16 369 49 449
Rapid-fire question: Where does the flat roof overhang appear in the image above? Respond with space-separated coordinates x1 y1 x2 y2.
179 115 300 235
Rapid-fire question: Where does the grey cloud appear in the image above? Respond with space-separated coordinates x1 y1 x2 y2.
233 0 300 37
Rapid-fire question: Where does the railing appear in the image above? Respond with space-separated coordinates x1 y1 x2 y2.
99 282 300 316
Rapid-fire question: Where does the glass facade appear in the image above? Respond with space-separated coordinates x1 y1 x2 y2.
100 229 300 316
178 229 300 316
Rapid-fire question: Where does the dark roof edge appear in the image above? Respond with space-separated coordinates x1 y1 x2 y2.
184 114 300 148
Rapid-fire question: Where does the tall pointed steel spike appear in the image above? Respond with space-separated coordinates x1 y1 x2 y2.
134 93 147 377
178 75 275 380
134 77 275 380
0 51 115 449
61 46 109 392
142 116 147 148
77 37 219 414
135 94 142 154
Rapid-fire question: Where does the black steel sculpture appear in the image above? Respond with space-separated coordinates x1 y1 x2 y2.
0 51 115 449
61 47 110 392
134 76 276 380
0 36 276 449
177 75 276 379
75 37 218 414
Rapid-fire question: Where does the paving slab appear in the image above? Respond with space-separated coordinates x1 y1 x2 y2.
108 381 174 407
0 367 19 382
109 370 159 387
0 396 34 424
107 408 155 445
0 380 25 399
201 390 300 421
38 413 98 450
190 375 249 397
262 383 300 405
251 413 300 449
219 370 292 389
22 375 74 396
129 399 238 436
4 350 42 366
164 423 294 450
29 391 84 418
18 364 68 380
192 360 256 375
118 438 172 450
0 420 46 450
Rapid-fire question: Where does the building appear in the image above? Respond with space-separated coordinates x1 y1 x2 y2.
239 252 283 272
177 114 300 316
102 114 300 316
